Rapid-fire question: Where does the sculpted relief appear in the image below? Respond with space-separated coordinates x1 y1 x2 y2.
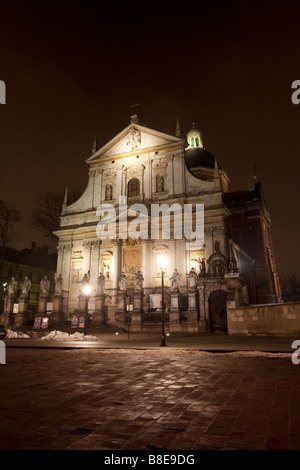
126 127 141 151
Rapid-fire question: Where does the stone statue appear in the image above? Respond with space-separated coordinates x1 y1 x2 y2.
187 268 198 289
134 271 144 291
170 269 181 291
192 256 206 276
82 271 90 286
214 240 221 253
200 259 206 275
228 258 239 274
96 273 106 294
7 277 18 296
118 271 127 292
105 184 112 200
214 260 224 277
21 276 31 296
54 273 63 296
40 275 50 295
156 174 164 192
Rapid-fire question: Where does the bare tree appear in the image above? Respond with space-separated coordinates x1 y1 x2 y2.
30 190 81 239
0 200 21 249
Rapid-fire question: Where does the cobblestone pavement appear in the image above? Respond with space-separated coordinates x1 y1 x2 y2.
0 347 300 450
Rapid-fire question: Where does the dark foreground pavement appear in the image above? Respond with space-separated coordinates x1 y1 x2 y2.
3 330 297 351
1 340 300 450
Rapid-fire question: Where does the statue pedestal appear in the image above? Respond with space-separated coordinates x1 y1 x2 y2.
77 294 89 332
187 289 198 332
130 290 143 332
170 291 180 332
93 293 106 325
4 294 14 314
78 294 88 314
51 294 64 324
38 294 48 315
115 291 128 326
14 294 29 328
3 294 14 329
18 294 29 314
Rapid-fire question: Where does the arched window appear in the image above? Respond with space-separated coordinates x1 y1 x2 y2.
127 178 140 198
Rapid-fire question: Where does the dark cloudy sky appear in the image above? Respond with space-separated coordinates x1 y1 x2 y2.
0 0 299 279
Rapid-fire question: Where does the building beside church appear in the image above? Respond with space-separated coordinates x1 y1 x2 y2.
54 114 281 333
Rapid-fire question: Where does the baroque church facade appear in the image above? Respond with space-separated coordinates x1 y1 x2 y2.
54 114 282 333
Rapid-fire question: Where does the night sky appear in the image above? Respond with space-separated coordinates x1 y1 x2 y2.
0 0 299 280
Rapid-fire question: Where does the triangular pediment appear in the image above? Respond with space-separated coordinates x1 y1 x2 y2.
87 123 183 162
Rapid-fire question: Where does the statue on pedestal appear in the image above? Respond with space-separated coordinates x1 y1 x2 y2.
214 240 221 253
40 276 50 296
228 258 239 274
170 269 181 291
7 277 18 296
82 271 90 285
81 271 90 288
21 276 31 296
96 273 106 294
134 271 144 291
118 272 127 292
187 268 198 290
54 273 63 296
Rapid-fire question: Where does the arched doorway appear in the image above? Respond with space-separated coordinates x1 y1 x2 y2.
208 290 227 333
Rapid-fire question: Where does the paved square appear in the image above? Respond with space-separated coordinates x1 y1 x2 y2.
0 348 299 450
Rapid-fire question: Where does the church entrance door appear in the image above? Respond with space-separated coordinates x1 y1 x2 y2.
208 290 227 333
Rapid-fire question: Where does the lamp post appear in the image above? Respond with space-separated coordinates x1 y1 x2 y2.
158 255 168 347
83 284 91 336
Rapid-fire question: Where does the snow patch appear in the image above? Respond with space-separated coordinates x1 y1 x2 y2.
5 329 30 339
40 330 98 342
224 350 292 359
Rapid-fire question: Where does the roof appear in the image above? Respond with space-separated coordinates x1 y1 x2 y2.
223 182 264 208
0 246 57 271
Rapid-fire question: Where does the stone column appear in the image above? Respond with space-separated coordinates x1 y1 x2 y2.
198 283 208 333
110 240 121 324
60 243 73 318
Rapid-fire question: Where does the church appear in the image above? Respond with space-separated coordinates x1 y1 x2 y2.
54 113 282 333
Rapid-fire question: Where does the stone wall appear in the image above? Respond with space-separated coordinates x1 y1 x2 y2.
227 302 300 337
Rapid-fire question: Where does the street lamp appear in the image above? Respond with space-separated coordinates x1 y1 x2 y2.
158 255 168 347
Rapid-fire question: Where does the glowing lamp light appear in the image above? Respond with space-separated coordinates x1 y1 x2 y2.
158 255 168 272
83 285 91 296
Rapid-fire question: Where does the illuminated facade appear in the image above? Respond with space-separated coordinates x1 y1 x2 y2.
54 115 281 333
